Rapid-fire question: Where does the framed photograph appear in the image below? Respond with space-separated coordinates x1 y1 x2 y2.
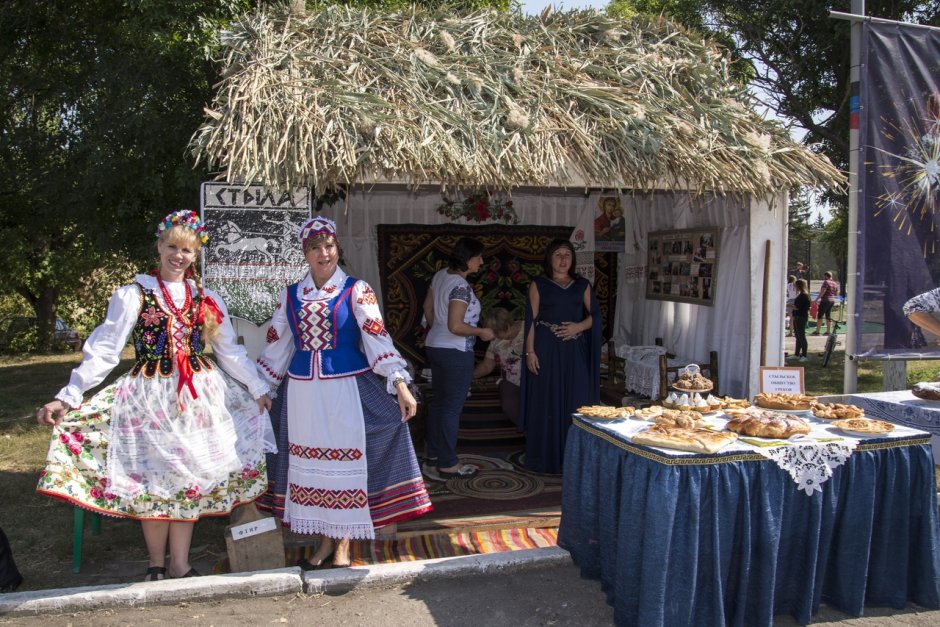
646 228 719 306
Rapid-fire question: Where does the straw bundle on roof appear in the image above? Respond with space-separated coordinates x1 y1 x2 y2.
190 5 844 194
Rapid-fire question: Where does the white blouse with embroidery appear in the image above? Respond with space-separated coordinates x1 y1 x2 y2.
56 274 270 408
256 267 410 394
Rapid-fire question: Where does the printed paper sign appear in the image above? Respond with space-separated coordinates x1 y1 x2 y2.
760 367 805 394
230 516 278 541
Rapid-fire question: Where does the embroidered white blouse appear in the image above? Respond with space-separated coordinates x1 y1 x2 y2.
256 267 411 394
55 274 270 408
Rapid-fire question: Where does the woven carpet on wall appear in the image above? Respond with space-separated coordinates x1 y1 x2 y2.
376 223 618 370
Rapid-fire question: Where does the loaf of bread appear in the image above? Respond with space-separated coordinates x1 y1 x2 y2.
725 410 811 438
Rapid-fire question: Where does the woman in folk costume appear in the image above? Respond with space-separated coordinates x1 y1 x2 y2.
36 210 275 581
255 216 431 569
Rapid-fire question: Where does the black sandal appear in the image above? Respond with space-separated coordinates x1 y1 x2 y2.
144 566 166 581
176 567 200 578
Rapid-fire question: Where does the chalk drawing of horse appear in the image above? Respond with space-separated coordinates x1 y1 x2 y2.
213 228 277 263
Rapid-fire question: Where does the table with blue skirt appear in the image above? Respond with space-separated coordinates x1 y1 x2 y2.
558 414 940 626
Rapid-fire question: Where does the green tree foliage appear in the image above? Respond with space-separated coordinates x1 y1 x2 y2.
606 1 940 186
607 0 940 286
0 0 258 350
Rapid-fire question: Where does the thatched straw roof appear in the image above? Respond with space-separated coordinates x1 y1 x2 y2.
190 5 844 195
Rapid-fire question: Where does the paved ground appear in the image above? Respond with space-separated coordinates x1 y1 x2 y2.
3 558 940 627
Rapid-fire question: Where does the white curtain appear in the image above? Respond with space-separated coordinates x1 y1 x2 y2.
615 192 751 397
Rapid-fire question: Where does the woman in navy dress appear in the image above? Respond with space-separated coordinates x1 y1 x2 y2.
520 239 601 474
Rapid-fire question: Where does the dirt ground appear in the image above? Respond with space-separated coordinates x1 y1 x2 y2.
3 563 940 627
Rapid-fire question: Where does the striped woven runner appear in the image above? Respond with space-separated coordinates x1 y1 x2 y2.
288 526 559 567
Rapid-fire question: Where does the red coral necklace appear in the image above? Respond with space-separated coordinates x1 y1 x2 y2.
155 274 194 327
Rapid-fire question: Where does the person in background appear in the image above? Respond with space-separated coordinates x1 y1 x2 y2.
255 216 431 570
785 275 797 337
423 237 495 480
790 278 811 362
472 308 524 424
520 239 601 474
794 261 807 281
812 271 840 336
35 210 275 581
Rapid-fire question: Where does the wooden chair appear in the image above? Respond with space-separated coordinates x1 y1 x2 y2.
658 351 719 401
600 340 627 404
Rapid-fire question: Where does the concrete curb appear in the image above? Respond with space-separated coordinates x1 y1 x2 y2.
303 547 571 594
0 547 570 616
0 569 303 617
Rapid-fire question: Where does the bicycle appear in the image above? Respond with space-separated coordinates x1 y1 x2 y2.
821 301 846 368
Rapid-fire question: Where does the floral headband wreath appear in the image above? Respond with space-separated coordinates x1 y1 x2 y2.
298 215 337 248
154 210 210 245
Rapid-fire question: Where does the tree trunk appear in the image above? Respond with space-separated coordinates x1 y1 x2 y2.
33 287 59 352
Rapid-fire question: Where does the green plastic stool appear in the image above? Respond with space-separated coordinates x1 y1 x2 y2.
72 507 102 574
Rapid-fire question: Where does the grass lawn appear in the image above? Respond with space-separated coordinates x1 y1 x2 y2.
1 347 938 591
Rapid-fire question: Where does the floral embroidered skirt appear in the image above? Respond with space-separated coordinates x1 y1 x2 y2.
37 366 275 521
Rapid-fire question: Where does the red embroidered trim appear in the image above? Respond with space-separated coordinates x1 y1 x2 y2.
288 443 363 461
371 352 397 368
257 359 283 381
303 286 314 295
321 285 337 294
289 485 368 509
266 327 280 343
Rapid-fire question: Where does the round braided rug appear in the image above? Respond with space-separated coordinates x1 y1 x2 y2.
445 469 545 500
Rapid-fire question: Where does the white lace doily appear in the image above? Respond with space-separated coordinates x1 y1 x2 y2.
753 440 858 495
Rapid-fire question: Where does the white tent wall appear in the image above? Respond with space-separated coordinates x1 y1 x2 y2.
613 192 782 398
233 186 787 398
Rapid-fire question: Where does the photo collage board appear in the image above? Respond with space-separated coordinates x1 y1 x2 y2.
646 228 719 306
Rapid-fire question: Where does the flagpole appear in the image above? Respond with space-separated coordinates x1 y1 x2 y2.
839 0 863 393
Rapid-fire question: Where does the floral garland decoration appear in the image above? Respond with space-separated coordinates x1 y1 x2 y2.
436 191 519 224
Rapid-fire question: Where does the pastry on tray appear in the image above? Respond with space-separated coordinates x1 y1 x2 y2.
831 417 895 434
671 364 714 392
725 410 811 438
632 424 738 454
632 406 664 420
654 409 705 429
811 402 865 420
578 405 635 419
911 381 940 401
717 396 750 409
754 392 816 410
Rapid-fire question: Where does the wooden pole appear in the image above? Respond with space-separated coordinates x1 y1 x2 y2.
761 239 771 366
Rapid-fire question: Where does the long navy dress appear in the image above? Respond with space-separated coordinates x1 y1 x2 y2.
519 275 601 474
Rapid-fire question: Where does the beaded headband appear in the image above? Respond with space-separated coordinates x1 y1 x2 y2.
298 215 337 247
154 210 209 244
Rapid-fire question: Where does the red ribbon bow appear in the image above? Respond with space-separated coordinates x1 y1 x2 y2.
198 296 225 326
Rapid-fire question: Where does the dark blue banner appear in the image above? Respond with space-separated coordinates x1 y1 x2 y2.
857 22 940 358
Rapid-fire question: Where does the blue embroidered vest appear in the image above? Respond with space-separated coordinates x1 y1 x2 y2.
286 276 369 379
130 284 213 378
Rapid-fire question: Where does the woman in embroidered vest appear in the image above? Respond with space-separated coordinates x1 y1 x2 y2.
35 211 275 581
255 216 431 570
